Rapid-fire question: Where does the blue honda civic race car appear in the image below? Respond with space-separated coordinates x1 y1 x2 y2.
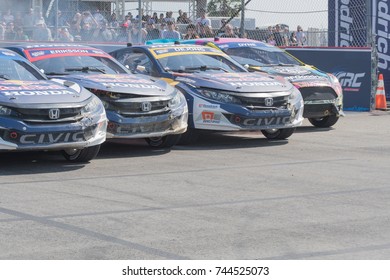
182 38 344 128
109 43 304 143
8 44 188 148
0 48 107 162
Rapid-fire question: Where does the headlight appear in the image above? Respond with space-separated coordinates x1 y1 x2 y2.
288 87 302 103
199 89 242 104
81 95 103 114
0 106 12 116
168 90 183 108
328 74 343 96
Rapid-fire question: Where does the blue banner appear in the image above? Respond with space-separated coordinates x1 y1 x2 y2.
372 0 390 99
285 48 372 111
328 0 367 47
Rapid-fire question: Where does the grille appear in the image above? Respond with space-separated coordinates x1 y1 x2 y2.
16 107 83 123
299 87 338 101
237 95 288 110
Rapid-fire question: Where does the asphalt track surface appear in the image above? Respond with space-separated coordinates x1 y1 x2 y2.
1 111 390 260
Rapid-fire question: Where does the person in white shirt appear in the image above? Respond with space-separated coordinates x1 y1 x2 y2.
196 8 211 34
296 25 306 46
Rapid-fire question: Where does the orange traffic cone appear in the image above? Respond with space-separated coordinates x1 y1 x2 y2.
375 73 388 110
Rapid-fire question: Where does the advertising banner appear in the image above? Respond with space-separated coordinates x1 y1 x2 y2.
372 0 390 99
285 48 372 111
328 0 367 47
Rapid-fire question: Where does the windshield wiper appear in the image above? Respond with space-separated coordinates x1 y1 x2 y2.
0 74 10 80
65 66 106 73
184 66 229 72
44 72 69 76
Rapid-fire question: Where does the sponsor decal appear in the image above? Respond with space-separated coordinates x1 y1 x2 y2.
287 75 328 82
102 83 161 89
3 90 75 96
241 116 291 126
1 51 16 56
176 77 196 84
25 48 111 62
198 104 220 109
196 111 222 123
19 132 85 144
335 71 365 92
373 0 390 72
272 67 310 75
229 81 283 87
0 81 65 91
217 76 274 82
237 43 257 47
292 81 330 88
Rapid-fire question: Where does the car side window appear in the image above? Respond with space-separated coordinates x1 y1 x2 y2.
119 51 153 75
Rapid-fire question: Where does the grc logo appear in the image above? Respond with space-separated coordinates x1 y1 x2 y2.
335 72 365 92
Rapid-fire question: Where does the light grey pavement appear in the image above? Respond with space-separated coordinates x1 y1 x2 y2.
1 111 390 260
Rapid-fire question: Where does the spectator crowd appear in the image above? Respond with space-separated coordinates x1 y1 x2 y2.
0 7 306 47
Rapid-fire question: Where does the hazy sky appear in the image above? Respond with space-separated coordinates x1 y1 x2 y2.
124 0 329 30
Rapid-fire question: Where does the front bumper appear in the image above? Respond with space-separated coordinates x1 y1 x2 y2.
0 114 107 151
105 106 188 139
191 95 303 131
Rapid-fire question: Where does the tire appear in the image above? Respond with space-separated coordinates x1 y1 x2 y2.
146 134 181 148
261 128 295 140
308 115 339 128
62 145 101 162
177 128 199 145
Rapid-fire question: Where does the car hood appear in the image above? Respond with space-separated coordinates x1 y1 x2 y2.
0 79 90 108
173 72 293 93
55 73 175 96
253 65 333 88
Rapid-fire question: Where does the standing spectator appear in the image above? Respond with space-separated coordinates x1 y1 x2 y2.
220 24 238 38
183 24 199 39
2 9 14 25
198 24 214 38
176 10 183 23
24 8 35 28
151 12 158 24
145 20 160 41
13 11 23 28
273 24 284 46
164 11 175 24
129 22 147 44
93 20 114 42
178 12 191 24
296 25 306 46
80 22 95 42
4 22 16 40
289 31 298 46
32 19 52 41
108 12 119 28
267 34 276 45
116 23 130 42
14 26 29 41
161 21 181 40
69 12 82 36
158 13 165 24
196 8 211 34
93 9 105 26
58 27 74 42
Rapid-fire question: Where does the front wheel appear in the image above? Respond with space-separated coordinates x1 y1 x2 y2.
62 145 101 162
308 115 339 128
261 128 295 140
146 134 181 148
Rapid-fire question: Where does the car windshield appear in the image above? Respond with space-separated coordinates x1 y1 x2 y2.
224 47 303 67
32 55 129 75
157 53 246 73
0 58 44 80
